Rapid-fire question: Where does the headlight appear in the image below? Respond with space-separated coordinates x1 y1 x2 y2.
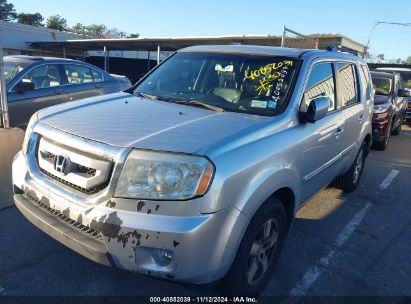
115 150 214 200
22 113 38 155
373 104 390 114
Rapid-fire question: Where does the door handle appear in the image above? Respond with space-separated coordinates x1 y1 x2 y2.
358 113 364 121
54 89 64 95
95 84 102 88
334 127 344 137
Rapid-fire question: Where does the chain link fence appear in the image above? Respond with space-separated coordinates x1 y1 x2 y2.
281 26 319 49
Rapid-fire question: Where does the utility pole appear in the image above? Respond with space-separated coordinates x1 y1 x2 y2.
366 21 411 56
0 29 10 128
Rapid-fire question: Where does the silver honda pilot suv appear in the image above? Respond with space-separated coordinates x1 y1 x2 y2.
12 45 373 296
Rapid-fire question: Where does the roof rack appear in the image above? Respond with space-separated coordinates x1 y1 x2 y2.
326 45 339 52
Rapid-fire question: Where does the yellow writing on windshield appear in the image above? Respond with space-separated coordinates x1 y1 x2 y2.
244 60 293 80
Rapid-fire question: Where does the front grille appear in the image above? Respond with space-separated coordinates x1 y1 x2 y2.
39 168 110 195
25 193 103 242
37 137 112 195
41 151 97 177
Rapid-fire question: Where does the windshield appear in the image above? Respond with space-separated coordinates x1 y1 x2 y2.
372 77 393 96
3 59 31 84
133 52 300 116
398 72 411 88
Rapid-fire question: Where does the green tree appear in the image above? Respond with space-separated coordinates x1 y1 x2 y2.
17 13 44 26
84 24 106 37
376 54 385 63
46 15 67 31
127 33 140 38
0 0 17 21
405 56 411 65
70 22 86 35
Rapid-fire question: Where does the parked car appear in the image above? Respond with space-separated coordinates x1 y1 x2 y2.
3 55 131 127
376 67 411 124
370 71 409 150
12 45 373 296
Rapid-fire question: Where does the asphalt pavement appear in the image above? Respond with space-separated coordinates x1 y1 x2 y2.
0 126 410 299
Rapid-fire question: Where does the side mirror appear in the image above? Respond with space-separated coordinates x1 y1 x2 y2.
302 97 330 123
13 81 35 93
397 89 410 97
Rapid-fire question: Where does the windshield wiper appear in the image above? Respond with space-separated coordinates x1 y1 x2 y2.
173 100 226 112
136 92 158 100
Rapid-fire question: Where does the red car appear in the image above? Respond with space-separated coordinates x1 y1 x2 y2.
370 71 409 150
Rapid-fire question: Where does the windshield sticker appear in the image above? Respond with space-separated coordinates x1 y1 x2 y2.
267 100 277 109
245 60 294 96
251 100 268 108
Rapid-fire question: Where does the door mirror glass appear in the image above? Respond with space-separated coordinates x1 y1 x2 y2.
303 97 330 123
13 81 35 93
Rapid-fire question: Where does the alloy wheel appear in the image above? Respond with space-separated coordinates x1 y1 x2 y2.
246 218 279 285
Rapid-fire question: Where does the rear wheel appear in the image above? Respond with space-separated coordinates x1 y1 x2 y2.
220 198 287 296
334 142 365 193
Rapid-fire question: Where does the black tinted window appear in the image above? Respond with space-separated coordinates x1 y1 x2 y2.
303 63 336 112
338 63 358 107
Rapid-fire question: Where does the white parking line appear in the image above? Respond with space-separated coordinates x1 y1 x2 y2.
379 170 400 191
285 169 400 299
288 202 372 297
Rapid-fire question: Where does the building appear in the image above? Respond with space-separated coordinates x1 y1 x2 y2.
0 20 88 58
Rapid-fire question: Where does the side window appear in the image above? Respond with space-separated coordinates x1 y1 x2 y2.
20 64 62 89
303 62 336 112
64 64 94 84
360 65 372 100
338 63 358 107
91 69 103 82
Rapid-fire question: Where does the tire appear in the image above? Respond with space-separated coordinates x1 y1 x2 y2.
334 142 365 193
392 115 403 135
220 198 287 296
372 121 392 151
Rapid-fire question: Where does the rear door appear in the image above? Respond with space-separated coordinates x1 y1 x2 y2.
63 64 105 101
8 63 69 127
300 61 346 202
334 62 365 170
393 76 407 126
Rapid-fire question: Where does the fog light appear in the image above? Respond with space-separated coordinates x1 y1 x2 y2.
152 248 175 267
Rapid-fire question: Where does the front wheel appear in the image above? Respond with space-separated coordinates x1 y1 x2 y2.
220 198 287 296
334 142 365 193
392 114 404 135
372 121 392 150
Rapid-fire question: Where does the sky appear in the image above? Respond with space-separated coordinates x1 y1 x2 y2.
10 0 411 61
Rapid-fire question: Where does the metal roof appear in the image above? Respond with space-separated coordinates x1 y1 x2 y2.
28 34 367 55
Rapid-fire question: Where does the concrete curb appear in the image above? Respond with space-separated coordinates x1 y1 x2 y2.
0 128 25 209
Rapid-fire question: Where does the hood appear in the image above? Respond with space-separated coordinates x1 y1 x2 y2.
374 94 392 105
38 92 272 155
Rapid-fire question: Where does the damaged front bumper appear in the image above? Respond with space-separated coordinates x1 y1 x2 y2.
13 150 248 284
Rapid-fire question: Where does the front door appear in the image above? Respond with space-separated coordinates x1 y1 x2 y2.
299 62 345 202
8 64 68 127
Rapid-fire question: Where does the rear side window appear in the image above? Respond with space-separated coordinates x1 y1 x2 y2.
64 64 94 84
360 65 372 100
91 69 103 82
338 63 358 107
303 62 336 112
